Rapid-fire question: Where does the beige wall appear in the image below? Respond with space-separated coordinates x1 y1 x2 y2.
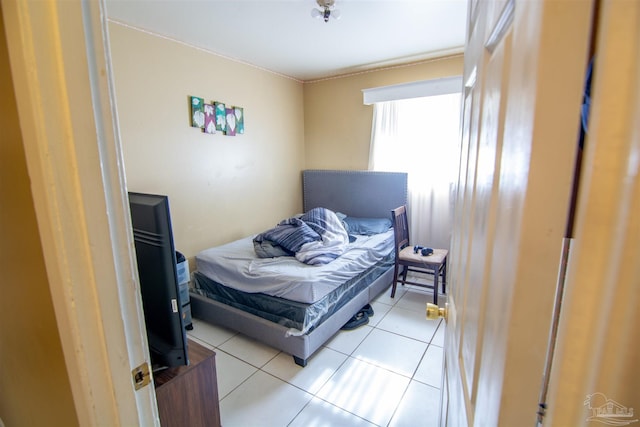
109 23 306 258
303 55 464 170
109 24 463 260
0 7 79 426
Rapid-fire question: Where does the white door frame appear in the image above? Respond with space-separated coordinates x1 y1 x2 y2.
3 0 157 424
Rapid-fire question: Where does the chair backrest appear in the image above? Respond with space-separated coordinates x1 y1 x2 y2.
391 205 410 257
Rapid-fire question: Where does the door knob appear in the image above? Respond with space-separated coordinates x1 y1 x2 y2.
426 302 447 321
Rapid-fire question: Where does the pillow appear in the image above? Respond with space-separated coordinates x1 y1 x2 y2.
342 216 392 236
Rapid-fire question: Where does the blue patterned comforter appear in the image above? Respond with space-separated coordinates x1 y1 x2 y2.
253 207 349 265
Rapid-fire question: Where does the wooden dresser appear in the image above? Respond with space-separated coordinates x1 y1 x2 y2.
153 340 221 427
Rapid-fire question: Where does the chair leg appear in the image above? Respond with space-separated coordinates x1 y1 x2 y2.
433 270 439 305
441 261 447 295
391 264 399 298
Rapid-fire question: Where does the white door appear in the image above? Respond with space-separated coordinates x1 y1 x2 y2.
441 0 593 425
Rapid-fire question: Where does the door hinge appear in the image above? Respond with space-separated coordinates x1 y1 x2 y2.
132 362 152 390
536 401 547 426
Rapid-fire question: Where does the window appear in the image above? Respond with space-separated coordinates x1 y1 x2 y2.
368 89 461 249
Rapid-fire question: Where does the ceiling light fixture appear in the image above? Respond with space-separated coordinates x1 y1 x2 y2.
311 0 341 23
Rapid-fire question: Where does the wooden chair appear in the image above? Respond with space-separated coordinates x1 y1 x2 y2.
390 205 448 304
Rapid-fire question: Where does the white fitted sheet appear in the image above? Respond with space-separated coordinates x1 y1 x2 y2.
195 230 394 304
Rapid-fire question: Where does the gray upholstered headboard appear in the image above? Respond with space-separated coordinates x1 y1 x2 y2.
302 170 408 219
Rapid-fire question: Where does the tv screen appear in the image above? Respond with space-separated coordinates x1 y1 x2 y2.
128 192 189 369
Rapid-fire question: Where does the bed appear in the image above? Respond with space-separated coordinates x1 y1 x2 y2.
190 169 408 366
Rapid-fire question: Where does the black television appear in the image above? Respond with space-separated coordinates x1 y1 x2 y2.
128 192 189 369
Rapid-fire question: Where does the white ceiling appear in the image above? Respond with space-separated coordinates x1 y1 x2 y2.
105 0 468 81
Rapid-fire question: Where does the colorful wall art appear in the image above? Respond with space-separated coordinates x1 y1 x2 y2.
203 103 216 134
214 102 226 133
191 96 205 129
190 95 245 137
235 107 244 134
225 107 236 136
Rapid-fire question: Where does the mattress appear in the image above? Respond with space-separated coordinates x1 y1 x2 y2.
192 253 394 336
195 230 395 304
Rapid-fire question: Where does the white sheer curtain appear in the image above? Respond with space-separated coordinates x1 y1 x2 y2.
369 93 461 250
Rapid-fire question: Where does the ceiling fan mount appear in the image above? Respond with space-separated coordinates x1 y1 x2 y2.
311 0 341 23
316 0 336 8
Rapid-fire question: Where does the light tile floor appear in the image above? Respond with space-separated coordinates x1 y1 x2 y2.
188 284 445 427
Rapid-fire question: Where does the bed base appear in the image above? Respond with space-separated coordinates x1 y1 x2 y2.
191 170 406 366
190 267 394 366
